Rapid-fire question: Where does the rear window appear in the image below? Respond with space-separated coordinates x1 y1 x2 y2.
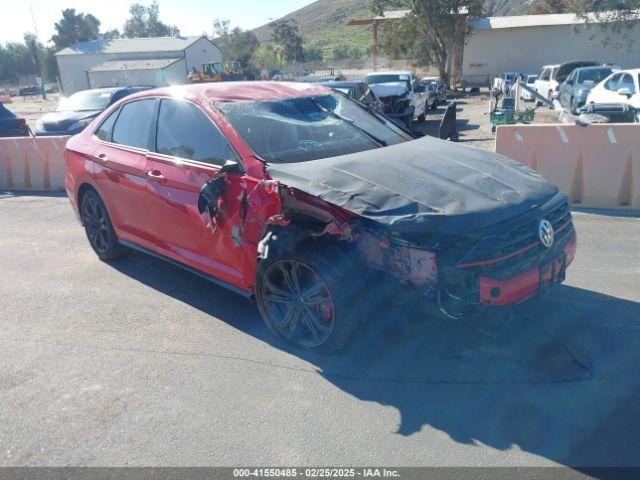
577 68 612 85
0 103 15 119
364 74 411 89
111 99 156 150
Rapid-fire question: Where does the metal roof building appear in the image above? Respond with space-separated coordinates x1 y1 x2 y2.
461 13 640 85
55 36 221 94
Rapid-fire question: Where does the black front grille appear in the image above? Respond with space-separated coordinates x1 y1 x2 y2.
455 201 573 272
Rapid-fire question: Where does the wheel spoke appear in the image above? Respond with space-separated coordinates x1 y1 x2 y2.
300 306 331 344
263 278 295 304
301 283 329 304
84 209 97 226
279 262 301 294
279 305 301 334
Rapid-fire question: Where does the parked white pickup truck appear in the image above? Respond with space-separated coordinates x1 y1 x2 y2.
363 71 429 128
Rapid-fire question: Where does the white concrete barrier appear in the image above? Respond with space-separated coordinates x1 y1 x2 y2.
0 136 69 190
496 124 640 210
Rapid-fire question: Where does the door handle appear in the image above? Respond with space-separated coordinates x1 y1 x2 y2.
95 153 108 163
146 170 167 183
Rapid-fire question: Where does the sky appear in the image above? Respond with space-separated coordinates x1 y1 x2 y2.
0 0 317 44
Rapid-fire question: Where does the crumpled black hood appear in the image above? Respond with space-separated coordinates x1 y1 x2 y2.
267 135 559 235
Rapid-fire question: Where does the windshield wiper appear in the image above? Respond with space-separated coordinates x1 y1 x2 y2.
310 97 388 147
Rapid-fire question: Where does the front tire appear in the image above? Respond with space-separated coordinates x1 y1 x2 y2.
255 244 368 353
81 190 128 261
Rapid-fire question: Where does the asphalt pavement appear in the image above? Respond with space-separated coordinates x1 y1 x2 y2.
0 192 639 467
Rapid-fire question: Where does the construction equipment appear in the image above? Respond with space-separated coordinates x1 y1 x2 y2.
188 61 252 84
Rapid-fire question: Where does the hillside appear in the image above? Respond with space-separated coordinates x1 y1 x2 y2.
253 0 539 55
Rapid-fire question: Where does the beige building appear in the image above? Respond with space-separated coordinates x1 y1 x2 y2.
56 36 221 95
460 13 640 86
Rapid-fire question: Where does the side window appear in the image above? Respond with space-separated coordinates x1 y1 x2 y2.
155 99 237 166
619 74 635 93
540 68 550 81
111 99 156 149
605 74 622 91
94 108 119 142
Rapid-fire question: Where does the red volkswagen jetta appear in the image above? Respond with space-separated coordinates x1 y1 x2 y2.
65 82 576 352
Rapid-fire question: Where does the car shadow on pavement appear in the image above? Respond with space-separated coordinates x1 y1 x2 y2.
111 251 640 467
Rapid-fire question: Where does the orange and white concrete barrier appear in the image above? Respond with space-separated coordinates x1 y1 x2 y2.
496 124 640 210
0 136 69 191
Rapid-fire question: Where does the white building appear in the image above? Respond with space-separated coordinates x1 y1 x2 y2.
55 36 222 95
460 13 640 86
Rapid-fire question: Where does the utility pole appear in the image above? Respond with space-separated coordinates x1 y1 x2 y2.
30 4 46 100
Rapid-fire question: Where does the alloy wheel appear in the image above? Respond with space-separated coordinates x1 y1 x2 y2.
82 196 110 255
260 259 336 348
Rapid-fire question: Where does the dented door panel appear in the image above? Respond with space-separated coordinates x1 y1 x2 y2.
144 154 252 290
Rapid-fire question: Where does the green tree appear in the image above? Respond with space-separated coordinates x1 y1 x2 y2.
373 0 485 84
250 43 281 73
572 0 640 47
212 19 259 66
102 29 122 40
270 19 304 63
331 44 363 60
123 1 179 38
527 0 574 14
303 45 324 62
50 9 101 50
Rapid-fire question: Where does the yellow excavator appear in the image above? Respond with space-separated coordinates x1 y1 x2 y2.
188 61 251 83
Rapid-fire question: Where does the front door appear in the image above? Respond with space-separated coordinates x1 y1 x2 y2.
143 98 259 290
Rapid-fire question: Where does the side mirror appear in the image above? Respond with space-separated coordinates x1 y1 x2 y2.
553 91 561 99
219 159 242 174
617 87 633 98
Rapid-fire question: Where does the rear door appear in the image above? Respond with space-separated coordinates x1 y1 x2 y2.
91 98 157 248
144 97 262 290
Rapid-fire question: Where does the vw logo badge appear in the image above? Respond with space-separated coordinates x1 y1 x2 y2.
538 219 555 248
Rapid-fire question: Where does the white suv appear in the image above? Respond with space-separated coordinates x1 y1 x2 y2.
534 64 560 105
363 71 429 127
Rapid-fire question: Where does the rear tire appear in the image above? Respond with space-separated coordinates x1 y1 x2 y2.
81 190 129 261
570 97 577 115
548 90 554 109
255 243 368 354
417 111 426 123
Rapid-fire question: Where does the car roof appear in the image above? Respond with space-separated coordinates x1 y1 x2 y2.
542 64 561 68
364 71 413 76
125 81 332 104
318 81 362 88
73 87 120 95
575 66 612 71
71 85 154 96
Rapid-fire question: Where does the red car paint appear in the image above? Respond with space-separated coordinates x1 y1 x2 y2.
478 236 577 306
65 83 333 294
65 82 574 310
